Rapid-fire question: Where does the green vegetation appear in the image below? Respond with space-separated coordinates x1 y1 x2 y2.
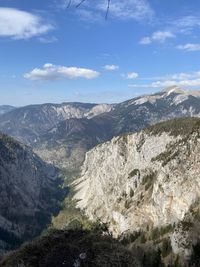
142 171 156 191
152 148 180 167
0 229 141 267
52 197 97 231
145 117 200 137
161 238 172 258
129 188 134 197
128 168 140 178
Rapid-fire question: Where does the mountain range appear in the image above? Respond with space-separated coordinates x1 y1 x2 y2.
1 86 200 170
0 102 114 144
1 86 200 266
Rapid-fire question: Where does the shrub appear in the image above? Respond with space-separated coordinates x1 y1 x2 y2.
161 238 172 258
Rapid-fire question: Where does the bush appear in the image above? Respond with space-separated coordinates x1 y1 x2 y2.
161 238 172 258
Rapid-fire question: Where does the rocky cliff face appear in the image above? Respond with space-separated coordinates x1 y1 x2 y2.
74 118 200 257
0 133 64 254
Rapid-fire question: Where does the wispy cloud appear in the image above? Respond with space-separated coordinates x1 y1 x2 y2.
140 31 175 45
139 15 200 47
96 0 154 21
104 64 119 71
129 71 200 88
176 43 200 52
0 8 54 39
60 0 154 22
170 16 200 34
38 36 58 43
24 63 100 80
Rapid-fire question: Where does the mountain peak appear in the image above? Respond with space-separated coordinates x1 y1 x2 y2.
162 86 200 97
162 86 186 95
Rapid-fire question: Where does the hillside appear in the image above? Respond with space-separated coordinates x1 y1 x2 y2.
0 229 144 267
34 115 115 170
0 133 65 254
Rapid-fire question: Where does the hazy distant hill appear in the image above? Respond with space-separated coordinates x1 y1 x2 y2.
0 106 15 115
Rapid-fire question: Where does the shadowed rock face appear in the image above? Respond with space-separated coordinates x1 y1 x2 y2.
0 133 65 254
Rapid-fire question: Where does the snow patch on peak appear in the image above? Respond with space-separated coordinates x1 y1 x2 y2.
162 86 186 96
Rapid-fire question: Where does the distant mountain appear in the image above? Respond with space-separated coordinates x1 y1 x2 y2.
0 105 15 115
0 133 64 254
34 86 200 169
0 102 114 144
107 86 200 135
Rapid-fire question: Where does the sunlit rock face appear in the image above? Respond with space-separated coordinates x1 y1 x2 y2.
74 118 200 257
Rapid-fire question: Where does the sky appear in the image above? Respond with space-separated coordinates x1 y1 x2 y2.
1 0 200 105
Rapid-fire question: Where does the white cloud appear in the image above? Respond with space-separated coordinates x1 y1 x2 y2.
140 30 175 45
176 43 200 52
126 72 139 79
24 63 100 80
104 65 119 71
152 31 175 42
0 8 53 39
129 70 200 88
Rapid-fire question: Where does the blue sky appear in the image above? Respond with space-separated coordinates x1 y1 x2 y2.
1 0 200 105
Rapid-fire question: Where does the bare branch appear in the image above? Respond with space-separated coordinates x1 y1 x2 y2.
67 0 72 8
76 0 87 8
105 0 111 19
